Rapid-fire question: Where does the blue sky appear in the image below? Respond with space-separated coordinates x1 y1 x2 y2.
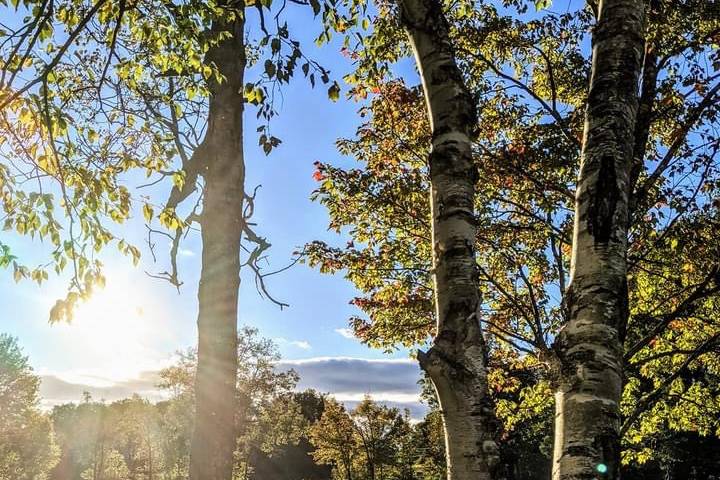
1 8 424 410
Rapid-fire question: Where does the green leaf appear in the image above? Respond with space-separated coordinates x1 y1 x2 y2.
534 0 551 10
264 59 276 78
328 82 340 102
309 0 320 16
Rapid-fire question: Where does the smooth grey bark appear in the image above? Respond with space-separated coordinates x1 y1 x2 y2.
398 0 501 478
188 14 246 480
552 0 645 478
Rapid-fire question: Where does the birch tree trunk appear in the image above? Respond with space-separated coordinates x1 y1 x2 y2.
398 0 501 478
552 1 645 478
188 14 246 480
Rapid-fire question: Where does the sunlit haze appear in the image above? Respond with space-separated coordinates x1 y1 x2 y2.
48 280 173 386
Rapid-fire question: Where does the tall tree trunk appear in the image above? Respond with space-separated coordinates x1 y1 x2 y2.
365 448 375 480
344 456 353 480
189 14 246 480
398 0 501 478
552 0 645 478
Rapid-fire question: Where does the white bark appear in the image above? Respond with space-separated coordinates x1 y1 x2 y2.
398 0 501 478
552 0 645 478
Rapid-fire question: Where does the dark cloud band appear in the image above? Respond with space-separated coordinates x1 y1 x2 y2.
40 357 427 417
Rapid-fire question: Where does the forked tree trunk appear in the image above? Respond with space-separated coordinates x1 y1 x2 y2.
398 0 501 478
552 0 645 478
189 14 246 480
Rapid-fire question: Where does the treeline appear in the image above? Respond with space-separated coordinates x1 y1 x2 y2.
1 329 441 480
4 330 719 480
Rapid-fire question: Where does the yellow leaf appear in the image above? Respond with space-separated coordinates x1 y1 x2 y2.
143 203 154 222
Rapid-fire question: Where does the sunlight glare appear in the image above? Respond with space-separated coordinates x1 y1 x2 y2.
52 278 171 386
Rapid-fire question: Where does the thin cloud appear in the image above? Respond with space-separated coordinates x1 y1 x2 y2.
168 240 194 257
290 340 311 350
39 370 168 408
275 338 312 350
334 328 355 339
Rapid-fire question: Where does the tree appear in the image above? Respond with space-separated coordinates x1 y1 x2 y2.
309 398 358 480
309 396 422 480
80 449 130 480
2 1 334 478
396 0 504 475
51 395 166 480
247 389 332 480
47 329 305 480
0 334 59 480
314 0 504 476
0 0 145 312
408 409 445 480
551 0 646 477
351 397 406 480
110 396 165 479
156 397 193 480
182 10 246 479
307 0 720 476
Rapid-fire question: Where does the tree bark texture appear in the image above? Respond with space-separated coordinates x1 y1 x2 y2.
552 1 645 479
189 14 246 480
398 1 501 479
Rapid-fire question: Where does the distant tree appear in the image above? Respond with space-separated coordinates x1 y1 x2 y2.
249 389 332 480
51 395 165 480
351 397 407 480
251 394 307 458
79 449 129 480
157 326 303 480
309 398 359 480
51 401 102 480
110 396 164 479
0 334 59 480
408 409 445 480
156 397 193 480
309 397 417 480
293 389 327 423
50 392 232 480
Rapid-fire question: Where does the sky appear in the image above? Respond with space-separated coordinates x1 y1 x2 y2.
1 7 426 414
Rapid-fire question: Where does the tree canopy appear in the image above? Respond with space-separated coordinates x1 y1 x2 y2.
306 0 720 471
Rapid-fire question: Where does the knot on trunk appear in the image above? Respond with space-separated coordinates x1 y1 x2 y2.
417 346 471 381
587 154 619 244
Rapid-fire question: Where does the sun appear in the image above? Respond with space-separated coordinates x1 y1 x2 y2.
52 278 172 385
73 288 148 348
